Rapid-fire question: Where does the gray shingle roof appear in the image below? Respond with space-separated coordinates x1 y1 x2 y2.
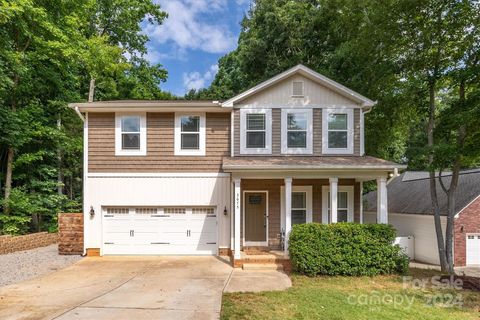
364 169 480 215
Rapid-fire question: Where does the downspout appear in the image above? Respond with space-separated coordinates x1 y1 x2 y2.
387 168 399 185
72 105 87 256
74 106 85 122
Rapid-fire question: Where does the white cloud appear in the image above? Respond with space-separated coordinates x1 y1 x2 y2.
183 64 219 91
144 0 237 57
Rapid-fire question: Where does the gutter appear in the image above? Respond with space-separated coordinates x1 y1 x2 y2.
74 106 85 122
223 164 407 171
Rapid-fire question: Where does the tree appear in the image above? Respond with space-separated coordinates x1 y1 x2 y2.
0 0 170 234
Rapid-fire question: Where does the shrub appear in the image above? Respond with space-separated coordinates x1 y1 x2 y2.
0 215 31 235
289 223 409 276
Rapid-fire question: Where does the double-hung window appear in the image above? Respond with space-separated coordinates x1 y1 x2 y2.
322 109 354 154
181 116 200 150
115 113 146 156
281 109 312 154
281 186 312 229
246 114 266 148
292 192 307 225
322 186 354 223
240 109 272 154
175 113 205 155
122 116 141 150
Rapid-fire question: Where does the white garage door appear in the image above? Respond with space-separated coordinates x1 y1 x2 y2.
102 207 217 255
467 234 480 266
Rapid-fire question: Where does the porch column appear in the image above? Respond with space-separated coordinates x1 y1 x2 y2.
284 177 292 254
234 178 241 259
329 178 338 223
377 177 388 224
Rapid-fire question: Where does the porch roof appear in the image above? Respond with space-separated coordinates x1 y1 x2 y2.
222 156 406 171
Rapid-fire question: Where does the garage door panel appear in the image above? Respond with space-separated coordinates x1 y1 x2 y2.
467 234 480 265
102 207 217 255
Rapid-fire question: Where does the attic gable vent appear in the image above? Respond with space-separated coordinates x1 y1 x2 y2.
292 81 304 97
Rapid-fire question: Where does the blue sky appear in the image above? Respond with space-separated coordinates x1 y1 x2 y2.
142 0 251 96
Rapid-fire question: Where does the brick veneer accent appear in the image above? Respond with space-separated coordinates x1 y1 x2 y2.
454 196 480 266
58 213 84 255
0 232 58 254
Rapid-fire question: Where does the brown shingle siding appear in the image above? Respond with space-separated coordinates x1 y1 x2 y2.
88 112 230 172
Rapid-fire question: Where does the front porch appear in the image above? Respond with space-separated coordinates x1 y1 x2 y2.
228 176 389 268
223 156 401 267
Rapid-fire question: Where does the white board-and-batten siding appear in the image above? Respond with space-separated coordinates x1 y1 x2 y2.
85 175 231 253
365 212 447 265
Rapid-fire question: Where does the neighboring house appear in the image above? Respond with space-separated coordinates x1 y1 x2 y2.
70 64 405 266
364 169 480 267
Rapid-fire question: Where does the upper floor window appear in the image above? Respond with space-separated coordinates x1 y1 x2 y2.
115 113 146 156
322 109 354 154
281 109 312 154
175 113 205 156
240 109 272 154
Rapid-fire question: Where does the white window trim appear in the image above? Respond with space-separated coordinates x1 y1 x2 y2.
174 113 206 156
281 109 313 154
322 108 354 154
115 113 147 156
322 185 354 223
281 185 313 231
240 109 272 154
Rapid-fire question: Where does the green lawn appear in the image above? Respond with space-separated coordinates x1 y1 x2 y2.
221 269 480 320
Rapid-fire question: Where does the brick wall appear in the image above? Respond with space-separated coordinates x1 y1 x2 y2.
58 213 84 255
454 196 480 266
0 232 58 254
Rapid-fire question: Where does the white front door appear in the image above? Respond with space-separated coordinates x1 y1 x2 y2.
466 233 480 266
102 207 217 255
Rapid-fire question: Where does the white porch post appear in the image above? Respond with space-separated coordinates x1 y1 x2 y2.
329 178 338 223
234 178 241 259
377 177 388 224
359 181 364 224
284 177 292 254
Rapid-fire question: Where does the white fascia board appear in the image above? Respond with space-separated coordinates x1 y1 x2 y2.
222 64 376 108
88 172 231 178
223 164 407 171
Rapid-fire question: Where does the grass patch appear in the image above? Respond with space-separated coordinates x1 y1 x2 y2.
221 268 480 320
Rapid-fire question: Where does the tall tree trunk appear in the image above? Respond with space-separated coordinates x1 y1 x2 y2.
427 80 449 272
4 147 14 215
443 80 468 274
88 78 95 102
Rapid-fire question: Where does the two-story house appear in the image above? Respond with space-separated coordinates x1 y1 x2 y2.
71 65 405 266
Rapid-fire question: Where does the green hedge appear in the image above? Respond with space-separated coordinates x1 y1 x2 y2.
288 223 409 276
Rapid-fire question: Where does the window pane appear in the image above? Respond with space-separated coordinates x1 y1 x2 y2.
328 113 347 130
328 131 348 148
122 133 140 149
338 192 348 209
122 116 140 132
338 210 348 222
181 133 199 149
246 114 265 130
287 113 307 130
287 131 306 148
246 132 265 148
181 116 199 132
292 209 306 225
292 192 306 209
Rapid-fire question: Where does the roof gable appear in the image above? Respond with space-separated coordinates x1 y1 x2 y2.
222 64 376 108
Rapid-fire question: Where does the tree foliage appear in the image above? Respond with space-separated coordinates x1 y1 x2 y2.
0 0 169 234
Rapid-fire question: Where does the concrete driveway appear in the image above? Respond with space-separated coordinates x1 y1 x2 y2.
0 256 232 320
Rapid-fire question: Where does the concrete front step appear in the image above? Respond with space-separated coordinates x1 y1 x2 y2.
242 263 284 271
